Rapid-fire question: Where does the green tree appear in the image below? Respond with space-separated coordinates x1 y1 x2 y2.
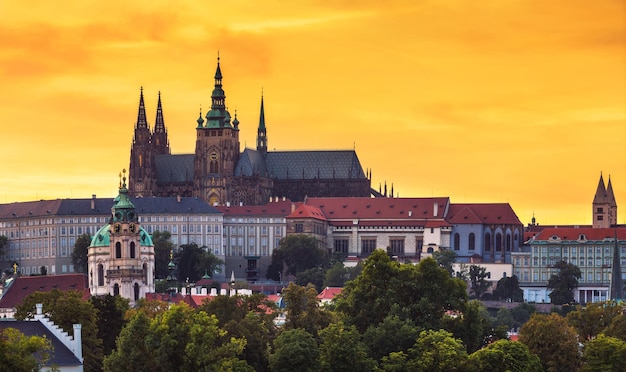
492 275 524 302
0 235 8 258
282 283 333 336
432 249 457 277
467 339 542 372
547 260 581 305
582 334 626 372
71 233 91 274
362 314 420 362
468 265 491 299
443 300 505 354
319 322 376 372
269 329 320 372
336 250 467 332
0 327 53 372
494 307 516 330
176 243 223 282
152 230 174 279
91 294 129 356
266 234 329 280
15 289 104 372
519 312 582 372
103 311 156 372
566 301 622 341
603 314 626 342
411 329 468 371
295 266 326 292
510 302 536 327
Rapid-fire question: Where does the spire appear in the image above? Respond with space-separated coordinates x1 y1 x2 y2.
610 230 623 301
154 91 166 133
136 87 148 129
593 173 608 204
259 89 266 130
196 107 205 128
607 175 617 207
204 54 230 128
257 92 268 155
111 169 137 223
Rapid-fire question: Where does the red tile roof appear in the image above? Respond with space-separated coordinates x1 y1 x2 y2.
287 204 327 220
317 287 343 300
0 274 90 309
304 197 450 221
533 226 626 241
447 203 522 225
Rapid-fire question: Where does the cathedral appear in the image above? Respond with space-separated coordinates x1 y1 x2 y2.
128 57 372 206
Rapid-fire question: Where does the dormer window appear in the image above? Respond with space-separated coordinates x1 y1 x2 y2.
579 234 586 241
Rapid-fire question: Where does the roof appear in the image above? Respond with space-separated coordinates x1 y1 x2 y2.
532 226 626 242
317 287 342 301
235 148 269 177
0 320 82 366
304 197 450 221
0 274 90 310
265 150 366 180
287 204 327 221
216 199 294 217
447 203 522 225
154 154 194 184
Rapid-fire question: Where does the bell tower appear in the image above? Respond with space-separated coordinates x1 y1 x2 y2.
129 87 154 197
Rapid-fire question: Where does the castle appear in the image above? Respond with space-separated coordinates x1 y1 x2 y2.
128 57 373 206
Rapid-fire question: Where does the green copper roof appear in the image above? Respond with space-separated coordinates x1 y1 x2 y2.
90 225 153 247
111 171 137 223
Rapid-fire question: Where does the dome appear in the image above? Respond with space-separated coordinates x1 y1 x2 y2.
89 224 154 248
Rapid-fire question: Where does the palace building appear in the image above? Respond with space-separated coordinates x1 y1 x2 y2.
128 57 373 206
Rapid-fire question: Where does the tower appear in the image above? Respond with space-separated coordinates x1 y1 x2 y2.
593 173 617 228
128 88 154 197
151 91 170 156
193 56 240 206
256 93 268 156
88 170 155 305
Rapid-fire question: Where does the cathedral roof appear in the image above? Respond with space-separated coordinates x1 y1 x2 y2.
265 150 366 180
235 149 269 177
154 154 194 184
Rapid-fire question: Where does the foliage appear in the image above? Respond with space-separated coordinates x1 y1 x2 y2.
362 314 421 362
466 339 542 372
125 298 169 320
0 327 53 372
104 303 251 371
91 294 129 356
266 234 329 280
582 334 626 372
492 275 524 302
432 249 457 277
282 283 333 336
71 233 91 274
318 322 376 372
510 302 536 326
444 300 506 353
14 289 104 372
295 266 326 292
324 261 362 288
547 260 581 305
566 301 623 341
468 265 491 299
0 235 8 258
336 250 467 332
152 230 174 279
494 307 516 330
176 243 223 282
269 329 320 372
410 329 468 371
519 312 582 372
603 313 626 342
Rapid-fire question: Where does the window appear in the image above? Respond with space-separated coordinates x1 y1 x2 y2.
484 233 491 251
130 242 136 258
134 283 140 301
506 234 512 251
295 223 303 233
98 264 104 286
115 242 121 258
389 239 405 255
361 238 376 255
495 233 502 251
468 233 475 250
453 233 460 250
334 239 349 255
597 215 604 221
114 283 119 296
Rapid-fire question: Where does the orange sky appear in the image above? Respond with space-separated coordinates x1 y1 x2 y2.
0 0 624 225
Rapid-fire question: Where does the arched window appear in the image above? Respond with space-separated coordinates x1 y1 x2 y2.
495 233 502 251
484 233 492 251
210 160 219 173
113 283 120 296
453 233 460 250
97 264 104 286
506 234 512 251
427 247 434 253
115 242 121 258
468 233 476 250
134 283 140 301
130 242 136 259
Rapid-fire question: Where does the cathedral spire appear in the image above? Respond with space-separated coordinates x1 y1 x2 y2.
154 91 166 133
151 91 170 155
136 87 148 129
593 173 607 204
257 91 268 155
607 175 617 207
610 230 623 301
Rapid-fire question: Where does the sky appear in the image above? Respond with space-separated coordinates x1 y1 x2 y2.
0 0 624 226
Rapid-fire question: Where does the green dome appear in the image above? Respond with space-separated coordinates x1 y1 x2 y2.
90 225 154 248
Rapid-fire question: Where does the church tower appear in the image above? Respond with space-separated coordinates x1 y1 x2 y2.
151 91 170 156
593 173 617 228
193 56 240 206
256 93 268 156
88 170 155 306
129 88 155 197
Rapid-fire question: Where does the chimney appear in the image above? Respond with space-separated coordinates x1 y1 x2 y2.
177 195 181 203
73 324 83 363
91 195 96 210
433 202 439 217
36 303 43 316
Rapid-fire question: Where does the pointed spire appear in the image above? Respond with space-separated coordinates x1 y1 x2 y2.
610 230 623 301
593 172 608 203
607 175 617 207
154 91 166 133
259 89 266 130
257 91 268 154
197 106 205 128
136 87 148 129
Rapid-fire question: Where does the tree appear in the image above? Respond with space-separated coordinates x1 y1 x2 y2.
295 266 326 292
410 329 468 371
282 283 333 336
443 300 506 354
176 243 223 282
0 327 53 372
71 233 91 274
566 301 622 341
269 329 320 372
91 294 129 356
266 234 329 280
15 289 104 372
510 302 536 327
492 275 524 302
603 314 626 342
0 235 7 258
152 230 174 279
319 322 376 372
432 249 457 277
468 265 491 299
547 260 581 305
494 307 516 330
582 334 626 372
467 339 542 372
362 314 421 362
519 312 582 372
